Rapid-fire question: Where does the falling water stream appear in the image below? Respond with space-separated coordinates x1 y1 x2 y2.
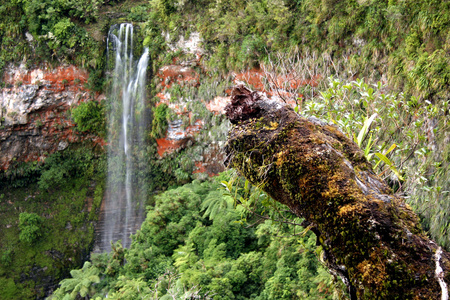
95 23 149 252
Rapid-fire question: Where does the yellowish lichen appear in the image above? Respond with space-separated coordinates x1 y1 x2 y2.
225 102 448 299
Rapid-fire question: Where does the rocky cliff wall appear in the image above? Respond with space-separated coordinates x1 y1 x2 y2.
151 62 310 177
0 64 104 170
151 31 312 178
0 36 309 178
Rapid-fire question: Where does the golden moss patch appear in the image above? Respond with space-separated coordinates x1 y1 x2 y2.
225 102 449 299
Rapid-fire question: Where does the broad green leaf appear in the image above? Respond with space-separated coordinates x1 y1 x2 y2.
356 113 377 148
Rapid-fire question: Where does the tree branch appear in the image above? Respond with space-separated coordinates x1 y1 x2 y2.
224 85 450 299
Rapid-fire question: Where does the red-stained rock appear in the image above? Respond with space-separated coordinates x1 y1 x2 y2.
152 61 319 177
0 64 104 170
156 138 188 157
155 118 204 157
193 143 226 177
157 65 199 89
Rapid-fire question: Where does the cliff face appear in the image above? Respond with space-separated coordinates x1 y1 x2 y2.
0 64 104 170
153 62 227 177
151 42 308 177
0 31 306 179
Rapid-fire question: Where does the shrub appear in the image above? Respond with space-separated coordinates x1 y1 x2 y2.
150 103 169 139
0 249 13 266
37 149 96 191
18 212 44 244
70 100 105 136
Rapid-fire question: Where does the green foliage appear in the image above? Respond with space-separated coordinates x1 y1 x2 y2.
0 160 105 299
71 100 106 136
150 103 169 139
18 212 44 244
0 277 32 300
201 190 234 220
53 173 336 299
2 0 450 298
0 160 42 189
22 0 103 36
51 261 101 300
85 68 105 92
0 2 29 73
301 76 450 249
0 0 105 86
138 0 450 101
52 18 76 45
0 248 13 266
0 145 103 192
1 0 449 101
128 5 149 22
38 148 97 191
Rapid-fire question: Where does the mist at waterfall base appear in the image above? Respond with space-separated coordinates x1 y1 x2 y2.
95 24 150 253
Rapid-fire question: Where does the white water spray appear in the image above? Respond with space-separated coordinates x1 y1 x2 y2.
95 23 149 252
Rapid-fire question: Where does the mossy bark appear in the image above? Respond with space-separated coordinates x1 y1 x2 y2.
224 85 450 299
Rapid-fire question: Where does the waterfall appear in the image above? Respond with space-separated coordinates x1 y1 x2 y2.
95 23 149 252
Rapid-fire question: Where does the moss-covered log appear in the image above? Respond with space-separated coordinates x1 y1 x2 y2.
224 85 450 299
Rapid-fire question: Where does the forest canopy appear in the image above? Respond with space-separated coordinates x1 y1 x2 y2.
50 173 339 299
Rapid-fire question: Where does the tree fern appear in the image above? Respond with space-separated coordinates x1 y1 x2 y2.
51 261 100 300
201 190 234 220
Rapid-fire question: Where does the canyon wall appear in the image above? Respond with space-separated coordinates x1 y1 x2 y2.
0 32 304 179
0 64 104 170
151 33 307 178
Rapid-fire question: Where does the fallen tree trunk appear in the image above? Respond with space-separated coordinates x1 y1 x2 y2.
224 85 450 299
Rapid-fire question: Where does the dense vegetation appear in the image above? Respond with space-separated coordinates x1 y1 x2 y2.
0 147 105 299
2 0 449 99
70 100 106 137
298 77 450 249
51 173 340 299
137 0 449 101
0 0 107 90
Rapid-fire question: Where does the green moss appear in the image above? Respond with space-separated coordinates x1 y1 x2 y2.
71 100 106 136
225 103 443 299
0 146 105 298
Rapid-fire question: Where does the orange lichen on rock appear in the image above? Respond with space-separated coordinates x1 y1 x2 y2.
0 64 104 170
156 138 188 157
157 65 199 89
3 64 88 92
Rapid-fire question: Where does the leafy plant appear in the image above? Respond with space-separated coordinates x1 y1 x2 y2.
70 100 105 136
150 103 169 139
38 148 97 191
50 261 100 300
53 174 336 299
300 76 450 248
352 113 404 181
0 249 13 266
18 212 44 244
35 119 44 128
